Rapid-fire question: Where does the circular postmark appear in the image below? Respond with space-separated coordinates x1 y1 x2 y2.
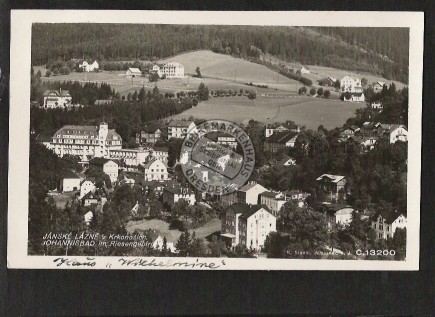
180 120 255 195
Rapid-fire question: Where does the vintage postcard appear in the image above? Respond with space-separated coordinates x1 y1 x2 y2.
8 10 423 270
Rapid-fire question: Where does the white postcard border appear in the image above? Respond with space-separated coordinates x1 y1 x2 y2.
8 10 424 270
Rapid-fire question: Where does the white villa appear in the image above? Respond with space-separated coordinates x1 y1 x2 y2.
79 60 99 72
167 120 196 140
340 75 363 93
162 62 184 79
43 89 72 109
141 159 169 181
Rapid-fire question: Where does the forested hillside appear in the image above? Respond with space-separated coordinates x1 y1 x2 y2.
31 24 409 83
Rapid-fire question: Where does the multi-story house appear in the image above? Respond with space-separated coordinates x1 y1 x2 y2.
43 89 72 109
89 157 119 183
47 122 122 158
373 81 386 91
136 125 162 145
140 159 169 181
340 76 363 93
316 174 347 201
79 178 96 199
371 102 383 110
162 62 184 79
60 170 81 192
237 182 267 205
167 120 196 139
264 132 298 153
162 184 196 209
378 124 408 144
259 191 287 216
370 210 407 240
150 64 163 77
79 60 99 72
322 203 356 229
221 203 276 250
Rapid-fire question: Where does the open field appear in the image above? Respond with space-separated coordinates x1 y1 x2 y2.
264 54 407 90
171 96 364 130
161 50 299 86
126 218 221 243
37 67 299 96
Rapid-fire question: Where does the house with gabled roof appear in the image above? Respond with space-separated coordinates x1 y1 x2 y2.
377 124 408 144
60 170 81 192
136 124 162 145
167 120 196 140
89 157 119 183
370 210 406 240
139 159 169 181
162 184 196 209
79 60 99 72
322 203 356 228
237 182 267 205
373 81 386 91
126 68 142 77
43 89 72 109
162 62 184 79
221 203 276 250
259 191 287 216
316 174 347 201
264 131 298 153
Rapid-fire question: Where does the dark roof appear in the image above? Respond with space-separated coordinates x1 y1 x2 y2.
226 203 272 220
261 191 279 198
62 170 80 179
89 157 115 166
370 210 405 224
348 92 364 97
266 131 298 143
141 124 161 133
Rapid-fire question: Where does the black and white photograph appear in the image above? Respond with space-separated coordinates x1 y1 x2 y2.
7 10 423 270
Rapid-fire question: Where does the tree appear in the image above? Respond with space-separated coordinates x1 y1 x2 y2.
197 82 209 101
247 90 257 100
138 87 146 101
298 86 307 95
175 231 191 256
317 88 324 96
195 66 202 78
361 78 368 86
323 90 331 98
280 204 329 255
309 88 316 95
45 70 52 77
53 68 59 76
149 72 159 82
132 90 138 101
172 199 191 222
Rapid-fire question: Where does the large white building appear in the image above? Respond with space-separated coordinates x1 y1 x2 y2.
79 60 99 72
370 210 407 240
237 182 268 205
89 157 119 183
221 203 276 250
167 120 196 140
162 62 184 79
259 191 287 216
43 89 72 109
340 75 363 93
141 159 169 181
46 122 122 158
379 124 408 144
60 170 81 192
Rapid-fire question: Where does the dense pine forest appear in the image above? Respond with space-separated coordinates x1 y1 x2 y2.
31 24 409 83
